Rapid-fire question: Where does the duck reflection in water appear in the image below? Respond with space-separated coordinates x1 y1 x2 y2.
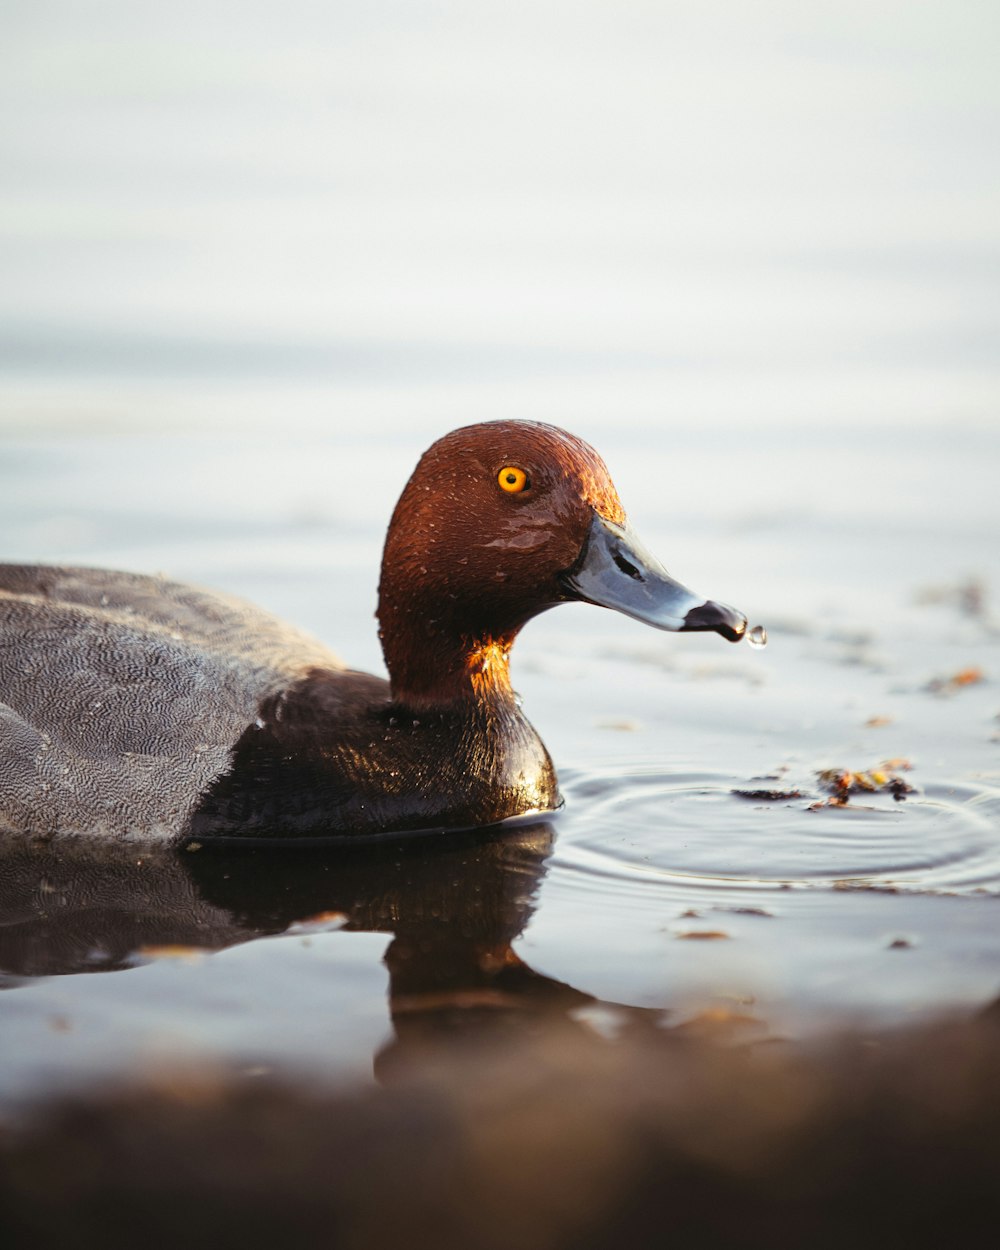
0 822 601 1074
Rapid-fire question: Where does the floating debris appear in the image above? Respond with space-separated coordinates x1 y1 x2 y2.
811 763 916 808
926 666 985 695
675 930 731 941
915 576 988 619
596 718 641 732
732 788 804 802
864 715 894 728
832 880 901 894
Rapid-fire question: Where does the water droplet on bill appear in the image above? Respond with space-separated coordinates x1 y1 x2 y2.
746 624 768 649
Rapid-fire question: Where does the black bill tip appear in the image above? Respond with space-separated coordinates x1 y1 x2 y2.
681 600 748 643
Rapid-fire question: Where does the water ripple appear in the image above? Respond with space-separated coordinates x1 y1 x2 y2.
552 768 1000 900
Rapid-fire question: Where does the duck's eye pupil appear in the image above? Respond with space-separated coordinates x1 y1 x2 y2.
498 466 529 493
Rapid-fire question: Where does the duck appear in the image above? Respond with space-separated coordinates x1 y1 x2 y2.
0 420 746 843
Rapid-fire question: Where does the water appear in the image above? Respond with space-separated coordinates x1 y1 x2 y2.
1 0 1000 1111
0 417 998 1108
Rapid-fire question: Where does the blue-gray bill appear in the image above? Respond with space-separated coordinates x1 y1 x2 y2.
561 514 747 643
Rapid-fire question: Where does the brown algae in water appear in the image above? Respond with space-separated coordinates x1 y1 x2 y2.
732 788 805 801
925 666 985 695
812 763 916 809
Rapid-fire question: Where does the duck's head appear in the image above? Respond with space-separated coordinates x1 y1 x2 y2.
378 420 747 705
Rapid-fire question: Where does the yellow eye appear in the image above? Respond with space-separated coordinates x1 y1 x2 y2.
497 466 529 493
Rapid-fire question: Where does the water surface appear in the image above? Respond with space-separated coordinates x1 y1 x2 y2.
1 414 998 1110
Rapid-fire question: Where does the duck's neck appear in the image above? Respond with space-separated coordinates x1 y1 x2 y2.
377 597 521 712
383 625 520 711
